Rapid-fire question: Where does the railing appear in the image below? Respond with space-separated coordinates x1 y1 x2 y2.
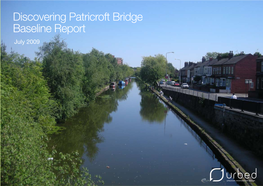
218 97 263 115
162 86 263 115
162 86 219 101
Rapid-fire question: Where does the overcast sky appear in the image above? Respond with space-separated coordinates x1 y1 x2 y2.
2 1 263 69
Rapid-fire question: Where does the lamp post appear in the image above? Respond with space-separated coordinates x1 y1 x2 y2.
166 52 174 80
175 58 181 83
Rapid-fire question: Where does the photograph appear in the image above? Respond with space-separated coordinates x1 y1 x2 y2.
1 0 263 185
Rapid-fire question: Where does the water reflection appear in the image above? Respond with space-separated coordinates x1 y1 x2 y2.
48 81 133 162
136 80 168 123
48 80 238 185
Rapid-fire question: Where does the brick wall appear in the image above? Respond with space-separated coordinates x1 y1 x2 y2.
232 55 257 93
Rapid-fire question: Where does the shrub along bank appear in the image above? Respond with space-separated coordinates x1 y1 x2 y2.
1 36 133 185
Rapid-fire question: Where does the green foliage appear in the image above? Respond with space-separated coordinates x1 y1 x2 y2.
2 36 133 184
217 52 230 60
253 52 262 57
167 63 176 78
1 52 98 185
140 54 166 86
82 48 111 102
134 67 141 77
1 54 57 133
205 52 218 60
48 83 134 162
39 36 85 120
136 80 168 122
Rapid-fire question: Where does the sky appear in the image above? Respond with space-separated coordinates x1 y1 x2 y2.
1 1 263 69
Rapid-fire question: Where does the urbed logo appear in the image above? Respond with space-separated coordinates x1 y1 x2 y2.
209 168 257 183
210 168 224 182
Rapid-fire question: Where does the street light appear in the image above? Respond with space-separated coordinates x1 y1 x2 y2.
166 52 174 80
175 58 181 70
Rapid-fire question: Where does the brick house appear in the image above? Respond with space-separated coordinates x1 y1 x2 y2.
255 57 263 98
211 54 257 93
116 57 123 65
180 62 189 83
204 58 218 85
186 62 196 84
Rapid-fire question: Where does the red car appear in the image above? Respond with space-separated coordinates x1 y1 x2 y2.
173 82 180 87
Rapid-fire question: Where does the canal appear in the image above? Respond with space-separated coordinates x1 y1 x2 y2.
48 79 237 185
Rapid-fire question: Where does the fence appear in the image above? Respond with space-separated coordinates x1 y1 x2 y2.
162 86 219 101
218 97 263 115
162 86 263 115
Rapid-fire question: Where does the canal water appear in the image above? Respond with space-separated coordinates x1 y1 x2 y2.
48 79 237 185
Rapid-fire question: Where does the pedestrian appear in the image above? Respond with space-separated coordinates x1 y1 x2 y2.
231 93 237 99
169 96 173 102
159 90 163 96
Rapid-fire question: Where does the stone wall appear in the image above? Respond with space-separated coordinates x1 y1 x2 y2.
214 107 263 157
163 89 263 157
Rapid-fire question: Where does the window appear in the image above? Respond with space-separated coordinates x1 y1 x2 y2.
226 67 228 74
222 79 226 86
257 78 259 89
231 67 234 74
223 67 225 74
226 79 231 88
219 67 221 74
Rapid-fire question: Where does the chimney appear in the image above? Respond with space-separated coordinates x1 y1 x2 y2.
202 56 206 63
209 58 213 61
228 51 233 59
184 62 188 67
189 62 193 66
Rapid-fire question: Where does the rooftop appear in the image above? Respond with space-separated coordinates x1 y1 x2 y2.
212 58 229 66
223 54 247 65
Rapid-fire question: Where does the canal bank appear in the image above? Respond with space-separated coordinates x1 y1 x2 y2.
148 86 262 185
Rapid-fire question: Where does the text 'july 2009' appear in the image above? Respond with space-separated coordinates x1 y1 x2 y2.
13 12 144 34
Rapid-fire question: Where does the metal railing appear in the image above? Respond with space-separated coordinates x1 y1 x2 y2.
162 86 263 115
162 86 218 101
218 97 263 115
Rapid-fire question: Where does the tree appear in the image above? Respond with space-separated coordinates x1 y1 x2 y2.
140 54 166 86
1 49 99 185
82 48 111 102
217 52 231 60
167 63 176 78
254 52 262 57
38 36 85 120
134 67 141 77
205 52 219 60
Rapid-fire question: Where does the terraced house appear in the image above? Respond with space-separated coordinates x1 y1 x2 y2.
210 54 257 93
179 52 258 94
254 57 263 98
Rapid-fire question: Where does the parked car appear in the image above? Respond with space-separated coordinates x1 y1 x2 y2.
181 83 189 89
167 81 173 85
173 82 180 87
159 80 165 85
